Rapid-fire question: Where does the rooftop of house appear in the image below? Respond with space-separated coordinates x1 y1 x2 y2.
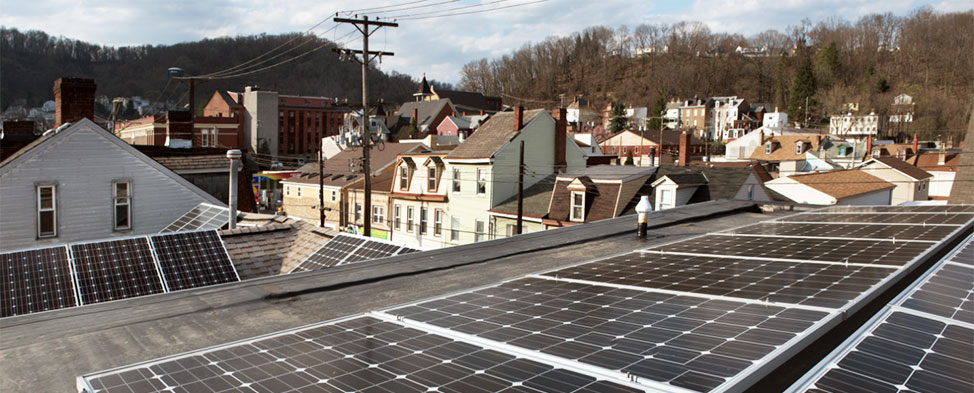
488 175 557 218
546 168 656 224
221 221 338 279
907 149 962 170
865 156 934 180
653 165 759 202
603 129 707 146
398 99 455 128
284 143 426 187
786 169 895 199
557 165 656 181
446 109 545 160
432 89 500 114
750 134 826 161
445 114 489 129
1 200 772 392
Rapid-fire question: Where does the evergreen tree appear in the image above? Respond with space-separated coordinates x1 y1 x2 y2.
816 41 841 86
608 101 627 134
788 53 817 125
624 149 634 165
647 97 666 130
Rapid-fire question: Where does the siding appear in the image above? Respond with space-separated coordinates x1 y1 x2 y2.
1 123 217 251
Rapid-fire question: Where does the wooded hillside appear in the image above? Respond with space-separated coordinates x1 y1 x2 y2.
459 8 973 141
0 28 424 114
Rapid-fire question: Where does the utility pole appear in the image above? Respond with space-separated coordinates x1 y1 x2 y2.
319 147 325 227
516 141 524 235
334 15 397 238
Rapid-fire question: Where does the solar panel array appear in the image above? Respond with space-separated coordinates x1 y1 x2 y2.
161 203 231 233
0 230 239 318
290 233 421 273
790 234 974 393
79 206 974 393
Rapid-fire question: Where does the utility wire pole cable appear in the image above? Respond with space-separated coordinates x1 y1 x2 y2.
516 140 524 235
333 15 397 238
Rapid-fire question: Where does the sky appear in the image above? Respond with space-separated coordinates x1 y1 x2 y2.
2 0 971 85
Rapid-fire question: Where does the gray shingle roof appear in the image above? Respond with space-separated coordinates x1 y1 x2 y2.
447 109 544 159
220 221 337 280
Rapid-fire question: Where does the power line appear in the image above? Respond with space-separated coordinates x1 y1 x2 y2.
391 0 551 21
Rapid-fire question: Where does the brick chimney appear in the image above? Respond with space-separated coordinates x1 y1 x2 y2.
411 108 419 126
514 106 524 131
865 134 873 158
54 77 96 126
912 133 919 155
551 108 567 172
678 130 690 166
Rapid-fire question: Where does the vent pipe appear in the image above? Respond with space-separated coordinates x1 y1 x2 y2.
227 149 242 229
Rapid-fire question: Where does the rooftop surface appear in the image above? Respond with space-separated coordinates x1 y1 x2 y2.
1 201 764 392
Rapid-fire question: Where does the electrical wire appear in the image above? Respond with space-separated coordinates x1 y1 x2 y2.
391 0 551 21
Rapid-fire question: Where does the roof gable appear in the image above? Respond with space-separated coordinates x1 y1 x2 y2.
865 156 933 180
785 169 894 199
446 109 545 159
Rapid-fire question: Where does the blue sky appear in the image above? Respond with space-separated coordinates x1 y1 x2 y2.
2 0 970 84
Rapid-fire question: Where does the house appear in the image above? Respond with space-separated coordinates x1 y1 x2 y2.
566 97 598 131
570 132 615 165
543 166 655 227
649 165 774 210
907 148 961 199
763 111 788 131
436 114 488 138
765 169 894 205
599 129 706 165
486 175 555 237
829 111 884 137
0 120 39 161
280 142 426 230
811 137 872 169
724 127 826 161
444 107 585 245
888 94 915 137
134 145 257 213
116 110 242 149
221 219 336 279
663 101 682 129
858 156 932 205
387 151 451 248
676 98 713 139
394 99 457 137
0 119 225 251
749 134 832 175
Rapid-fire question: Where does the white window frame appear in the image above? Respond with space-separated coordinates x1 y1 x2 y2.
331 190 337 202
505 224 516 238
407 207 415 233
394 204 401 230
36 184 57 238
570 191 585 222
420 207 428 235
475 220 485 242
285 186 290 196
113 181 132 231
764 142 772 154
297 186 302 197
794 142 803 154
372 205 384 225
452 168 461 193
476 168 487 195
658 189 674 210
450 215 460 241
399 165 409 190
434 209 443 237
428 166 437 192
355 203 362 222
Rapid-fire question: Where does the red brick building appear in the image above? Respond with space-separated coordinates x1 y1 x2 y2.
117 111 242 149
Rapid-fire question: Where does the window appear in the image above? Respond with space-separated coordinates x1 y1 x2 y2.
331 190 337 202
113 181 132 231
372 205 384 224
407 207 414 232
297 187 302 197
36 185 57 238
286 186 290 196
659 189 673 210
450 216 460 241
394 205 401 230
452 168 461 193
570 191 585 222
428 167 437 191
747 184 755 200
420 207 428 235
399 166 409 190
795 142 804 154
434 210 443 236
475 220 485 242
355 203 362 222
764 142 772 154
505 224 516 238
476 168 486 195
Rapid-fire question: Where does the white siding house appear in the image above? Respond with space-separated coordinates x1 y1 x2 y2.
0 119 224 252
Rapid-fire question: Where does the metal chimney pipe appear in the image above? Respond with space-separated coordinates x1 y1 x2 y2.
227 149 242 229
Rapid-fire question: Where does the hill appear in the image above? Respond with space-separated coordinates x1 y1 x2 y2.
0 28 426 114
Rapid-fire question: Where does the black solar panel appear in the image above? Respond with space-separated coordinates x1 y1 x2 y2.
723 222 956 242
343 241 402 265
161 203 230 232
798 310 973 393
0 246 77 318
817 205 974 213
150 230 239 291
291 234 422 273
81 315 642 393
778 212 973 225
899 263 974 324
542 253 897 309
70 237 165 305
646 234 932 267
390 277 830 392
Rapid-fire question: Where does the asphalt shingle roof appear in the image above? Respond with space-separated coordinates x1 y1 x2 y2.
447 109 544 159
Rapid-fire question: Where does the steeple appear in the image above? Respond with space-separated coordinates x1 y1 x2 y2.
413 73 433 102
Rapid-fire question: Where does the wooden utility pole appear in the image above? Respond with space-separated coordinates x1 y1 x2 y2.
319 147 325 227
516 141 524 235
333 15 397 237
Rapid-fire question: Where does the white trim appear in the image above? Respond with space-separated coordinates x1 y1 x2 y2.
443 158 495 164
486 211 544 223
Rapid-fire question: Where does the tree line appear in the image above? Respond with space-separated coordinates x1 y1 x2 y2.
0 28 426 116
458 8 973 141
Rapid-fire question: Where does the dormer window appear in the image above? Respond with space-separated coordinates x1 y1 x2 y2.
570 191 585 222
427 166 437 192
399 165 409 190
764 142 773 154
795 141 804 154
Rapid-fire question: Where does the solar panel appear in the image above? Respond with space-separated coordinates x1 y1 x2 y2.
777 212 973 225
291 234 422 273
70 237 166 305
645 234 933 267
161 203 231 233
149 230 240 291
541 253 898 309
0 246 78 318
388 277 832 392
816 205 974 213
80 315 643 393
722 222 956 242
